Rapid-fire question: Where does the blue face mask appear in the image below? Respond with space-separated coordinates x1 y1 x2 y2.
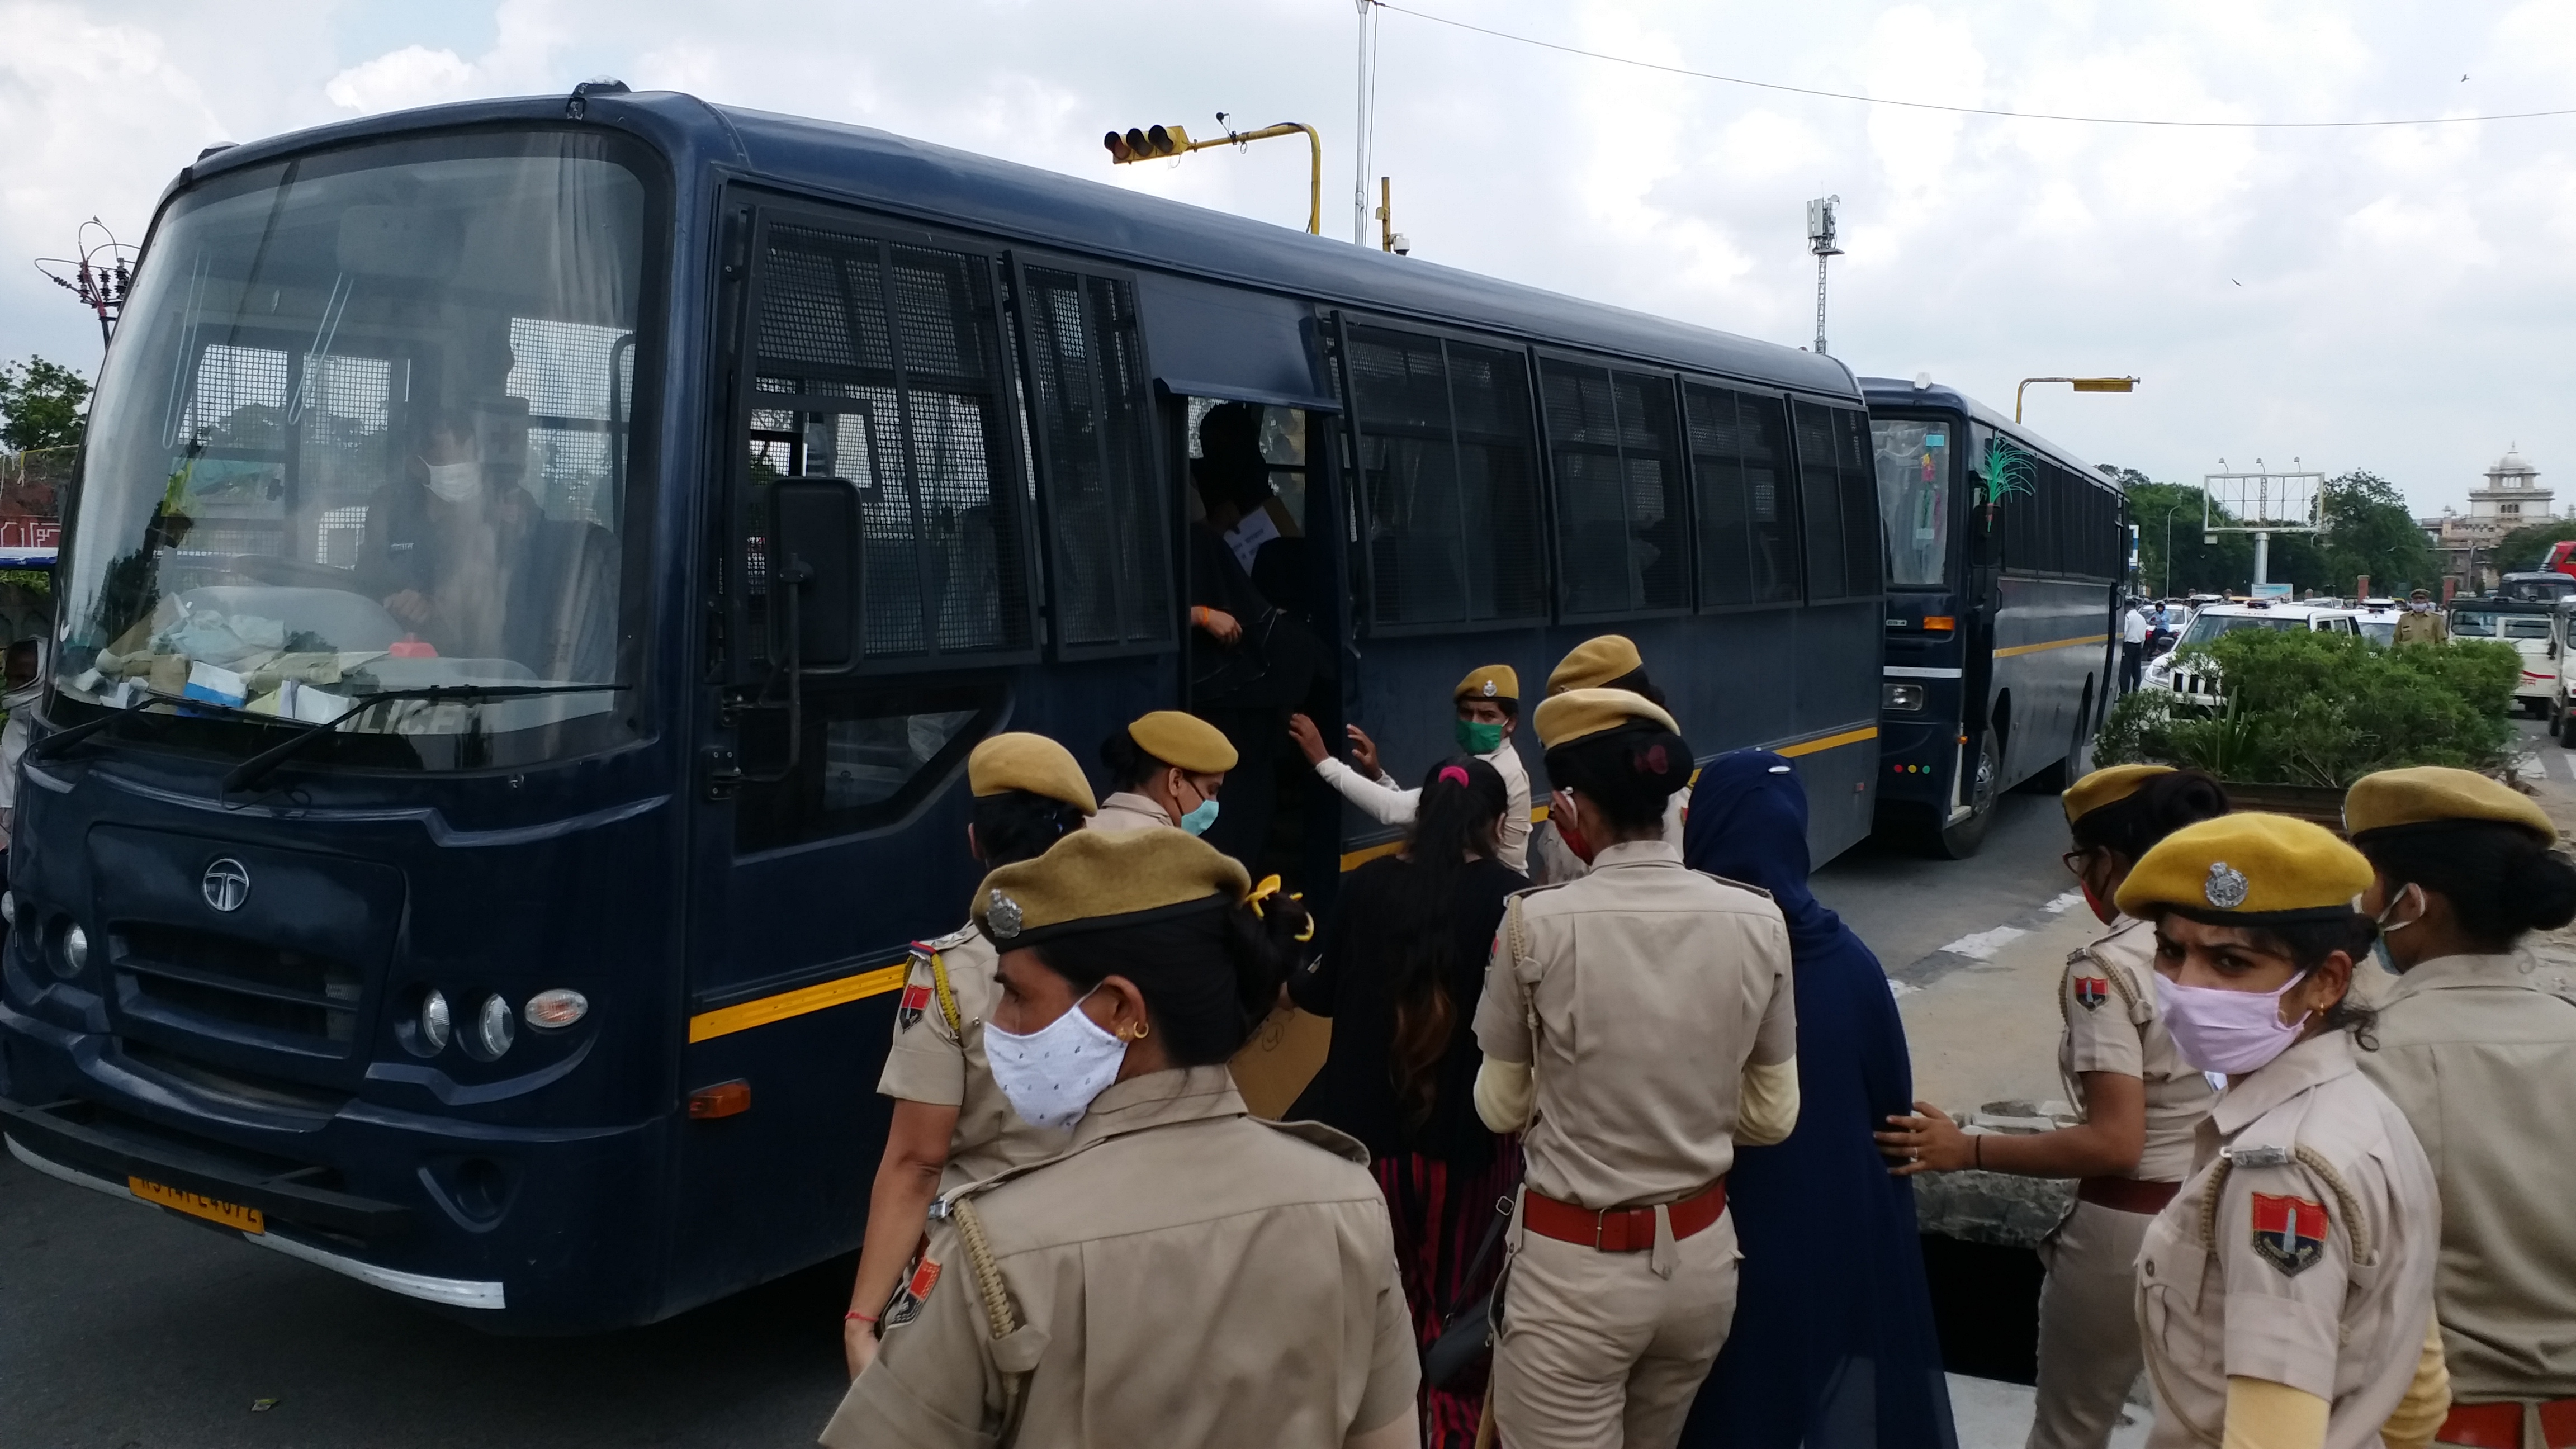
1178 796 1220 837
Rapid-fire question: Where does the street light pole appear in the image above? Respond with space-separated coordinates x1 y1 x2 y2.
2016 375 2141 423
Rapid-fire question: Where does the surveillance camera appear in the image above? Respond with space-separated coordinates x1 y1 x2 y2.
1390 233 1412 255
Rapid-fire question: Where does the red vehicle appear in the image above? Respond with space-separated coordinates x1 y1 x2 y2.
2544 539 2576 576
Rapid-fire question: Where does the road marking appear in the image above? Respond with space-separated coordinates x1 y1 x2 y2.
1888 980 1921 998
1938 925 2029 960
2042 890 2083 915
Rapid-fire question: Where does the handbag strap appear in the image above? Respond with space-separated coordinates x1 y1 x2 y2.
1441 1186 1520 1322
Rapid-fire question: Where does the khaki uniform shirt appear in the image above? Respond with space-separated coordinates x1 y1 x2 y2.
875 925 1074 1187
2392 610 2448 646
2058 916 2218 1182
2357 951 2576 1401
1472 839 1796 1209
1087 790 1172 834
2135 1032 2440 1449
822 1067 1418 1449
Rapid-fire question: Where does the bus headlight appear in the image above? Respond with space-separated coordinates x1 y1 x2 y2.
1 891 16 926
1883 683 1926 712
420 989 453 1053
62 924 89 975
476 994 516 1058
524 988 589 1029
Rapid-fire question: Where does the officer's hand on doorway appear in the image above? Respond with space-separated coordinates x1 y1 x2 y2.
1287 713 1330 766
1875 1102 1976 1176
1190 605 1242 645
1343 726 1383 781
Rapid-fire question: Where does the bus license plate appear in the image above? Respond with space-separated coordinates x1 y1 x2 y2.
128 1175 264 1234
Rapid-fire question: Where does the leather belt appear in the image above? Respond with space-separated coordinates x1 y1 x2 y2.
1522 1180 1726 1252
2077 1176 2181 1215
2440 1399 2576 1449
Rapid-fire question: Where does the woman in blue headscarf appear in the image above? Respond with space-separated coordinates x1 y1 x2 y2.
1677 751 1957 1449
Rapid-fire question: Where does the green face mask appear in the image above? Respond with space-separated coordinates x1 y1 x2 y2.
1455 718 1505 755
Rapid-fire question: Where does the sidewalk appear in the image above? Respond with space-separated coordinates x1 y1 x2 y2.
1895 887 2103 1117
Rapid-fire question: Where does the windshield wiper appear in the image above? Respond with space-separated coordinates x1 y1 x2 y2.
27 690 162 761
222 683 631 794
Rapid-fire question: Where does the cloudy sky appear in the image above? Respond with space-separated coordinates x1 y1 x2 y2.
6 0 2575 517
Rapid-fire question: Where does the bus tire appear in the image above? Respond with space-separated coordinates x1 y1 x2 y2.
1934 731 2002 859
2559 700 2576 748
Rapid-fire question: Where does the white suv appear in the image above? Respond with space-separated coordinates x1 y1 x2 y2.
2452 600 2556 717
2144 602 2361 707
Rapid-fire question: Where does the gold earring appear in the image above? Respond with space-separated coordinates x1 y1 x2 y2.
1125 1019 1150 1041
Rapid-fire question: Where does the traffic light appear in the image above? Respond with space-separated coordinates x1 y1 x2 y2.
1104 125 1191 164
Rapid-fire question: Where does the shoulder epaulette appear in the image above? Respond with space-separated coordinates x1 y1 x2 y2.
906 937 965 1036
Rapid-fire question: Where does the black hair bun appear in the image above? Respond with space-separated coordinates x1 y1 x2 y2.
2509 849 2576 932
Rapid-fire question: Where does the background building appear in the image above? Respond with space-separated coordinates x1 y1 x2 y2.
2422 446 2554 594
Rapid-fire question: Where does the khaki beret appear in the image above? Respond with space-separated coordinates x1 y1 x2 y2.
972 826 1251 948
2345 765 2554 842
967 733 1096 813
2063 763 2174 825
1546 635 1642 695
1126 711 1239 774
2114 812 2373 925
1455 664 1520 702
1533 687 1679 750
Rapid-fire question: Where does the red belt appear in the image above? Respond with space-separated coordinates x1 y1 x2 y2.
2439 1399 2576 1449
2077 1176 2181 1215
1522 1180 1727 1252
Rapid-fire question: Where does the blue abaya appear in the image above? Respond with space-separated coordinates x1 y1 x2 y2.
1679 752 1958 1449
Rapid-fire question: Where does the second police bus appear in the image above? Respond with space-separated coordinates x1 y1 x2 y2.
0 84 1892 1330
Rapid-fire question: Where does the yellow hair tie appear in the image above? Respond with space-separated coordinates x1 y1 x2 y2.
1246 875 1317 943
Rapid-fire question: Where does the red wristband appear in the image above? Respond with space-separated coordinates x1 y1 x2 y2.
845 1310 879 1324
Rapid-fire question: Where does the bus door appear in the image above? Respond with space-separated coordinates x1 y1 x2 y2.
674 201 1043 1302
1958 422 2004 818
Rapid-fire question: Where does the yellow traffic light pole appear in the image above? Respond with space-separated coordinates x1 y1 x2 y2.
1106 121 1323 236
2015 375 2139 423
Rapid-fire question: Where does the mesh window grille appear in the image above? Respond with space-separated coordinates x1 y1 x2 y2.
747 222 1030 662
1345 325 1546 631
1541 361 1686 615
1793 400 1859 601
184 344 290 449
1685 384 1801 608
1835 408 1881 597
1017 267 1169 652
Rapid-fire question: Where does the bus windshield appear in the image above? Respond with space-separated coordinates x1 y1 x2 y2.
56 131 651 765
1870 418 1951 587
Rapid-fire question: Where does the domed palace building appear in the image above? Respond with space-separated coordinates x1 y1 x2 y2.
2421 446 2556 595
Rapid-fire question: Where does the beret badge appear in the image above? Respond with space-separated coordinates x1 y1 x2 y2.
1482 680 1498 697
986 889 1024 939
2204 861 2250 911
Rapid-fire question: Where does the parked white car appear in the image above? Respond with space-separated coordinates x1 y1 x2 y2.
2143 602 2361 707
2452 600 2556 717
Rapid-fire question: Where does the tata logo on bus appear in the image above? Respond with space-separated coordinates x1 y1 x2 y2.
201 858 252 913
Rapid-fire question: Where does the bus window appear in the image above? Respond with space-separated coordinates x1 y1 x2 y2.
1342 325 1546 631
1185 397 1311 614
1018 267 1170 655
1871 418 1951 588
1792 401 1878 600
744 221 1034 666
1683 384 1800 607
1540 361 1686 615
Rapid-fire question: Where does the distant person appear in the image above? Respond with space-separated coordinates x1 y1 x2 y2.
2118 601 2148 692
1287 665 1533 873
1091 711 1235 835
1286 756 1527 1448
1682 751 1955 1449
2393 589 2449 646
2345 768 2576 1447
1879 765 2226 1449
844 735 1095 1377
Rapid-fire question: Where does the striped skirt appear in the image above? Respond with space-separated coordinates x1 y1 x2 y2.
1371 1138 1524 1449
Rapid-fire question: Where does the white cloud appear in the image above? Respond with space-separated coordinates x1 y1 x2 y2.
325 44 473 112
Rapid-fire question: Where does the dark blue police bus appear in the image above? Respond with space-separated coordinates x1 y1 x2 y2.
0 85 1884 1331
1863 378 2124 856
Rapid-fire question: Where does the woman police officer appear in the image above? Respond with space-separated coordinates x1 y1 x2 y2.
821 827 1422 1449
1471 688 1800 1448
1092 710 1237 836
2343 766 2576 1449
1879 764 2225 1449
2113 813 2450 1449
844 733 1096 1376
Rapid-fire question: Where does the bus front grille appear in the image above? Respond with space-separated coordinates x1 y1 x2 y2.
110 923 363 1050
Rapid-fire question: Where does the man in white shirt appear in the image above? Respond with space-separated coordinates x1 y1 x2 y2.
2118 600 2148 693
1286 664 1532 872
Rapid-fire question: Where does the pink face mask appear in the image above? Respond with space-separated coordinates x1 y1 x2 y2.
2154 970 2310 1076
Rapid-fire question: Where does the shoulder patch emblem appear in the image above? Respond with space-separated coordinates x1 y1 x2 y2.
2249 1192 2329 1276
2204 860 2250 911
896 946 937 1033
883 1255 943 1329
2073 976 2110 1012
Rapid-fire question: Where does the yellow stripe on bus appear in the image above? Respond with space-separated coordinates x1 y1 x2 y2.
1775 724 1879 758
688 962 909 1044
1994 633 2109 658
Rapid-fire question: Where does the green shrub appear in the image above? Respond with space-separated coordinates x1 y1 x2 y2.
2096 630 2520 786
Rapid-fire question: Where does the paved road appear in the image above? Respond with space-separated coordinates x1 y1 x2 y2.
1813 788 2075 975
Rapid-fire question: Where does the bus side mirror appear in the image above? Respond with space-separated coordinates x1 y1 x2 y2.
770 476 863 675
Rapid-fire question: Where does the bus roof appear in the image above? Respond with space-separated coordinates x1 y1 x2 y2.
174 88 1860 404
1855 376 2106 484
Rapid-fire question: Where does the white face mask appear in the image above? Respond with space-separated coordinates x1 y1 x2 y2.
425 460 482 503
984 986 1128 1130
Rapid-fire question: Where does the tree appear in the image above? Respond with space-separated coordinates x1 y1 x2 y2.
2491 517 2576 574
2316 471 2438 596
0 356 91 453
2119 476 2254 596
